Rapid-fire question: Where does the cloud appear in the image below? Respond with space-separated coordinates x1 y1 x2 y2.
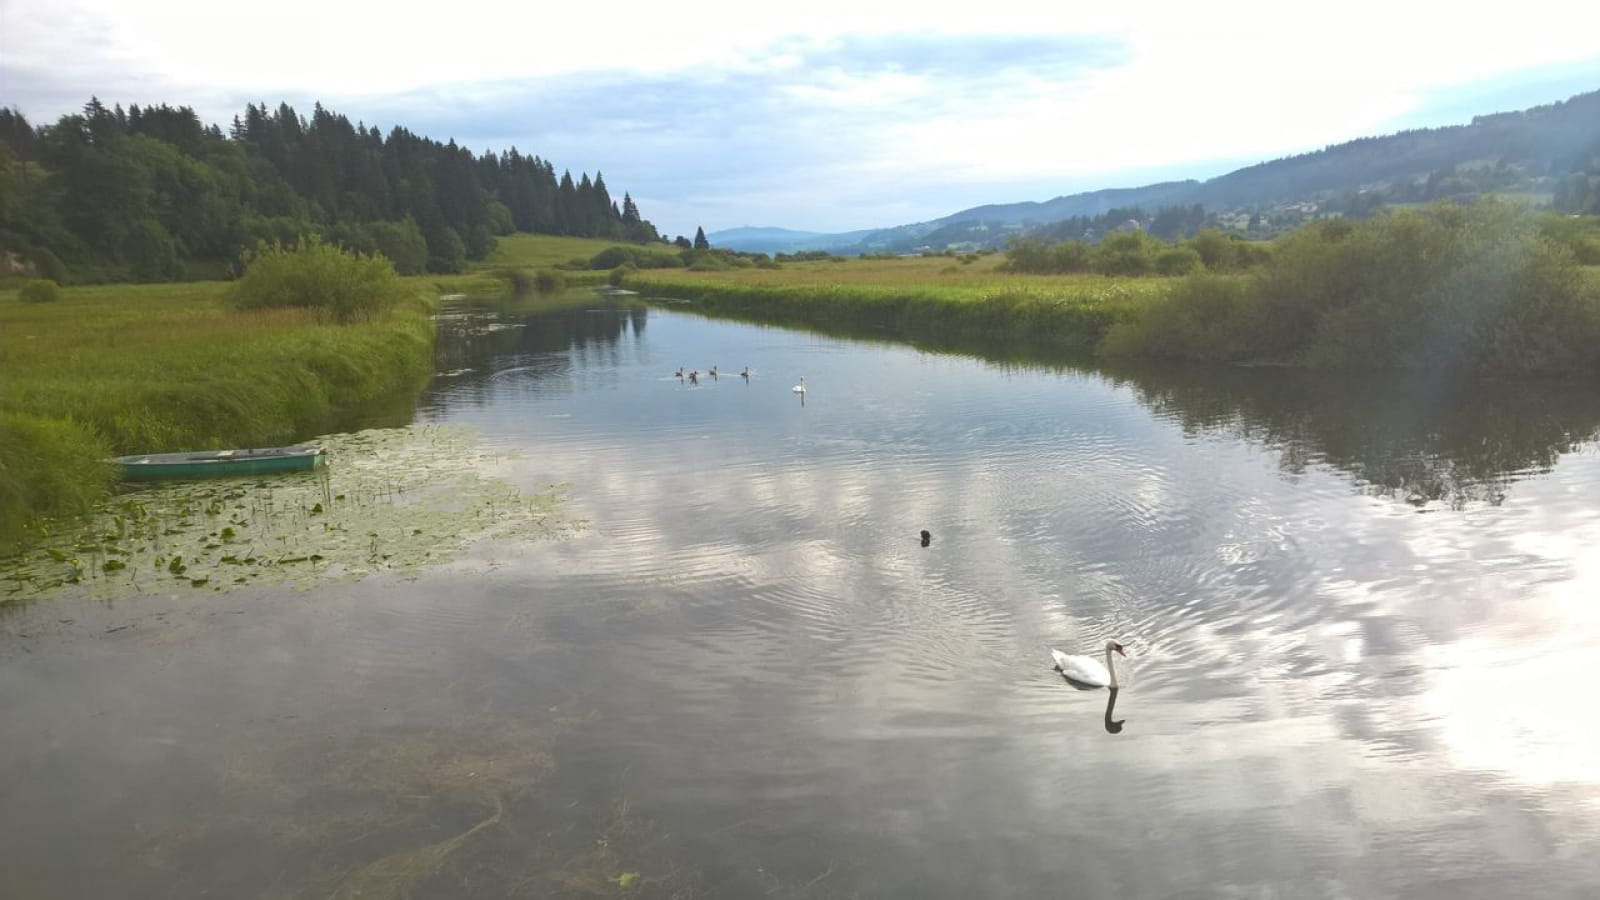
4 0 1599 234
334 33 1128 234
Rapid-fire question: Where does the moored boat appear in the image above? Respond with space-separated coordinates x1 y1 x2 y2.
109 445 326 481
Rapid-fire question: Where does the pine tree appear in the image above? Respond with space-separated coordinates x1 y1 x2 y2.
693 226 709 250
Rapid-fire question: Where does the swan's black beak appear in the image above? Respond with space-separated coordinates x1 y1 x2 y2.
1114 645 1127 657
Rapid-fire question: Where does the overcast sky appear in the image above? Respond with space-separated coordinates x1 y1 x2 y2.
4 0 1598 237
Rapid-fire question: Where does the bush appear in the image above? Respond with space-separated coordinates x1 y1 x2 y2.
18 278 61 304
425 225 467 274
608 263 637 286
534 269 565 293
494 268 534 293
1101 274 1258 360
1105 201 1600 377
367 218 429 275
587 245 684 270
1003 237 1091 273
1188 229 1235 270
685 249 733 271
1154 247 1202 276
1092 231 1160 276
232 238 411 323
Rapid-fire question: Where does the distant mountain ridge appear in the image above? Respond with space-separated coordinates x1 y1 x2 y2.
712 88 1600 255
707 225 876 254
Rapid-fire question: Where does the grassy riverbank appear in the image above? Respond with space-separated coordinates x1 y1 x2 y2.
0 279 436 550
624 257 1172 355
629 205 1600 378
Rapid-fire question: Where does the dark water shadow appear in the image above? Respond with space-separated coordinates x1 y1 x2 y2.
427 292 648 403
656 298 1600 508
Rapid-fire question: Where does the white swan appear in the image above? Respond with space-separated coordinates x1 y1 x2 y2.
1051 640 1126 688
792 377 806 394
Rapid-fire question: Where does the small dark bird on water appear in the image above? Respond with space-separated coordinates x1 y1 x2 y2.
920 529 931 547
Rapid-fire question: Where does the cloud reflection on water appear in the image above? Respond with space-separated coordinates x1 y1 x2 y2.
408 300 1600 892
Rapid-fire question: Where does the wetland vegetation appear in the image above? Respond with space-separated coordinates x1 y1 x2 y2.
626 202 1600 378
0 246 435 551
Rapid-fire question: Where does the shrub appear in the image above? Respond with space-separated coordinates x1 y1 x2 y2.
1003 237 1091 273
1092 231 1159 276
1105 201 1600 377
608 263 637 286
1101 274 1258 360
18 278 61 304
425 225 467 274
232 238 411 323
685 249 733 271
1154 247 1202 276
533 270 565 293
1188 229 1235 270
587 245 684 270
494 268 534 293
367 218 429 275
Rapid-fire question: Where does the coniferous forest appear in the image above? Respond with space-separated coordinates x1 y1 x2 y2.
0 98 662 283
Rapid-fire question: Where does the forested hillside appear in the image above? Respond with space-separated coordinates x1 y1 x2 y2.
722 88 1600 255
0 99 661 282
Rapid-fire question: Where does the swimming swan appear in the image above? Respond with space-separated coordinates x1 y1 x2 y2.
1051 640 1126 688
792 377 806 394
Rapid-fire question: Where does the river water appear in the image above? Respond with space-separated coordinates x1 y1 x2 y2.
4 293 1600 898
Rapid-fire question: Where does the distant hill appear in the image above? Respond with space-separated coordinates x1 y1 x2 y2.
722 88 1600 254
706 225 876 254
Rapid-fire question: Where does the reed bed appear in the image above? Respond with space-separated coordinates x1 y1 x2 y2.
0 280 435 550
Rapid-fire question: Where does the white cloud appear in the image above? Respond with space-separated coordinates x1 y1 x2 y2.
4 0 1598 233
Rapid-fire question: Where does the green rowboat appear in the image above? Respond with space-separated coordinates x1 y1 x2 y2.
110 445 326 481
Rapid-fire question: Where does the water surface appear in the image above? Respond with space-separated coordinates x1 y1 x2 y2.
4 295 1600 898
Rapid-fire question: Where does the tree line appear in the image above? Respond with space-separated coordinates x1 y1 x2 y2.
0 98 661 282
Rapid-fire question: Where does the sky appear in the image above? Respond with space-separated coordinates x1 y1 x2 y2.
3 0 1599 238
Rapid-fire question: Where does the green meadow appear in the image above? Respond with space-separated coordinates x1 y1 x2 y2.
0 278 435 550
624 255 1174 354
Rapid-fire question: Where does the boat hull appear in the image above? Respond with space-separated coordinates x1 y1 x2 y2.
110 446 326 481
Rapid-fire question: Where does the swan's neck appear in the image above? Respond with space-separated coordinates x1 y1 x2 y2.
1105 646 1120 688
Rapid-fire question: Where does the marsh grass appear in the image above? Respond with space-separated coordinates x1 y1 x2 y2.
626 258 1171 355
0 279 436 551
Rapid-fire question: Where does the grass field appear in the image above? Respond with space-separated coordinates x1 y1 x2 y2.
624 255 1178 356
477 234 657 270
0 280 436 550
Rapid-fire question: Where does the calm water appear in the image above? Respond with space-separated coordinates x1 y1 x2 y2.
5 294 1600 898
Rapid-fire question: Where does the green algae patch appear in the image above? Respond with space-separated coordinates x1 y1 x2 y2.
0 424 571 605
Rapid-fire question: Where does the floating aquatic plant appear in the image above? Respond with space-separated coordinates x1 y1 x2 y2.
1 424 572 605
